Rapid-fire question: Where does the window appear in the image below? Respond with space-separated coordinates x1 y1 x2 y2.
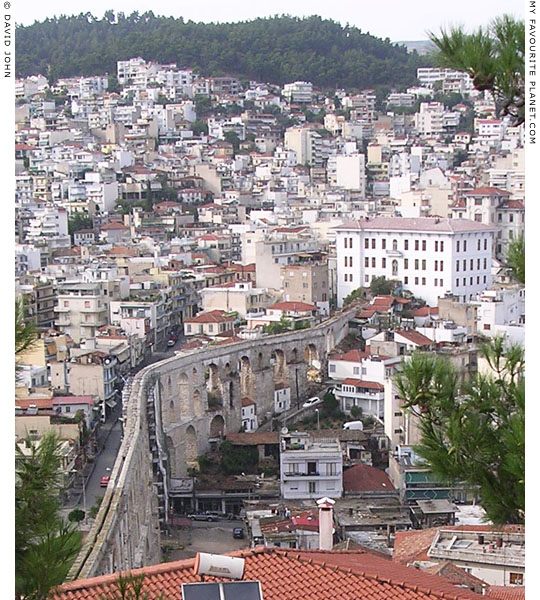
404 259 408 269
382 239 386 249
484 258 487 269
372 257 376 268
483 275 487 283
477 239 481 250
435 241 439 252
415 240 419 251
208 324 214 332
463 278 466 285
353 367 360 375
392 260 398 276
382 258 386 268
404 276 408 284
509 213 514 223
440 241 444 251
365 238 369 249
393 239 398 250
509 573 524 585
470 259 473 270
498 213 503 222
415 259 419 270
475 198 482 206
365 275 369 283
365 257 369 267
463 259 466 271
415 277 419 284
440 261 444 271
456 260 459 272
344 257 348 267
509 230 514 239
434 279 438 286
344 237 348 248
422 259 426 270
422 277 426 285
329 364 336 373
464 240 467 251
484 238 487 250
349 237 353 248
349 257 353 267
63 300 69 307
477 259 480 269
456 278 459 286
439 279 443 286
303 283 308 288
422 240 426 251
372 239 376 249
404 239 409 250
84 301 90 308
326 463 337 476
344 274 348 281
435 261 438 271
477 276 480 284
470 277 473 285
457 240 460 252
474 214 482 222
308 482 317 494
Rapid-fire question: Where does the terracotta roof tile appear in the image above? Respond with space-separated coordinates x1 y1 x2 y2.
51 547 486 600
486 586 525 600
394 330 433 347
343 464 395 492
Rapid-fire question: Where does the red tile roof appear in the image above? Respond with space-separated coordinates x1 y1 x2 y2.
341 378 384 390
51 547 485 600
463 187 510 196
414 307 439 317
486 586 525 600
267 301 317 312
185 310 235 324
52 396 95 405
394 329 433 347
330 349 370 362
343 464 395 493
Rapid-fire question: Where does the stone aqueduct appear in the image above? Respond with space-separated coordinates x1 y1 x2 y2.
67 308 354 581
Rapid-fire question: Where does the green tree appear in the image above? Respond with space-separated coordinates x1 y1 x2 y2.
321 390 341 419
394 339 524 524
15 297 38 381
429 15 524 124
343 287 365 306
219 441 258 475
16 432 82 599
370 276 397 296
507 234 525 283
68 508 85 523
68 213 93 235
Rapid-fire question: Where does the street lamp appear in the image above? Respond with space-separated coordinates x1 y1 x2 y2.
315 408 320 431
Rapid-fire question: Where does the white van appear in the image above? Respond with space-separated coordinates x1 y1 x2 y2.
343 421 364 431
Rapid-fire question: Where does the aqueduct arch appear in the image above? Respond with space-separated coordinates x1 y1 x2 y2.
184 426 198 469
209 414 225 439
239 355 254 398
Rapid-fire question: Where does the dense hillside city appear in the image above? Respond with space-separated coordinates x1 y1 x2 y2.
14 13 525 600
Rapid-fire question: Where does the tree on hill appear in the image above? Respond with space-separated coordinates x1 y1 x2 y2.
507 234 525 284
394 338 524 524
68 213 93 235
15 13 426 90
429 15 524 124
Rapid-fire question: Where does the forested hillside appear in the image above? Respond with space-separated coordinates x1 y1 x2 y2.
15 12 428 90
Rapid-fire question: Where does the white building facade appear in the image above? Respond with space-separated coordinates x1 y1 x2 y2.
334 217 497 306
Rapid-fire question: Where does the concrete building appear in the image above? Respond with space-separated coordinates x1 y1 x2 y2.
335 154 366 195
280 262 330 315
334 378 385 419
284 127 323 167
200 281 274 318
280 431 343 500
471 287 525 345
241 398 258 432
334 217 497 306
183 310 236 338
282 81 313 104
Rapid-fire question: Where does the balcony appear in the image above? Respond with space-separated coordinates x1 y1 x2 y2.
386 249 403 258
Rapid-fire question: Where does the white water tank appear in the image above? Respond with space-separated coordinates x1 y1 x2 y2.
194 552 245 580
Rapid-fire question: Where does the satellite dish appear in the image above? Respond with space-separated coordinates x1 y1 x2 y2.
281 427 289 435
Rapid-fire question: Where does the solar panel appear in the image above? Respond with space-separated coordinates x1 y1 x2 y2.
182 581 263 600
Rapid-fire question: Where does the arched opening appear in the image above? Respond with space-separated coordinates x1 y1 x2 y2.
392 259 398 277
290 347 298 364
271 349 288 383
229 380 234 408
205 363 222 410
240 355 254 398
304 343 322 383
393 239 398 251
185 426 198 469
193 389 203 417
326 328 336 354
178 372 190 416
258 352 263 370
209 415 225 439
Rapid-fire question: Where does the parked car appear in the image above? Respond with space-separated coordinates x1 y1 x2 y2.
100 475 110 487
188 513 217 522
233 527 245 539
167 339 176 347
343 421 364 431
302 396 322 409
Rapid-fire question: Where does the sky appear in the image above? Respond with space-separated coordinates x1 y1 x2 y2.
17 0 526 42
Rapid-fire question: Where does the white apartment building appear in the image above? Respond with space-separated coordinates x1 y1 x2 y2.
334 379 385 419
416 68 474 92
282 81 313 104
241 398 258 432
334 217 497 306
274 383 291 414
335 154 366 195
25 206 68 240
471 287 525 345
280 431 343 500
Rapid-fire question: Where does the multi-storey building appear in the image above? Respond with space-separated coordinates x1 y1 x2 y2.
280 261 330 315
334 217 497 306
280 431 343 500
282 81 313 104
284 126 323 167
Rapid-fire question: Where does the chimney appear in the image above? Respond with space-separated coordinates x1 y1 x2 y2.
317 497 335 551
